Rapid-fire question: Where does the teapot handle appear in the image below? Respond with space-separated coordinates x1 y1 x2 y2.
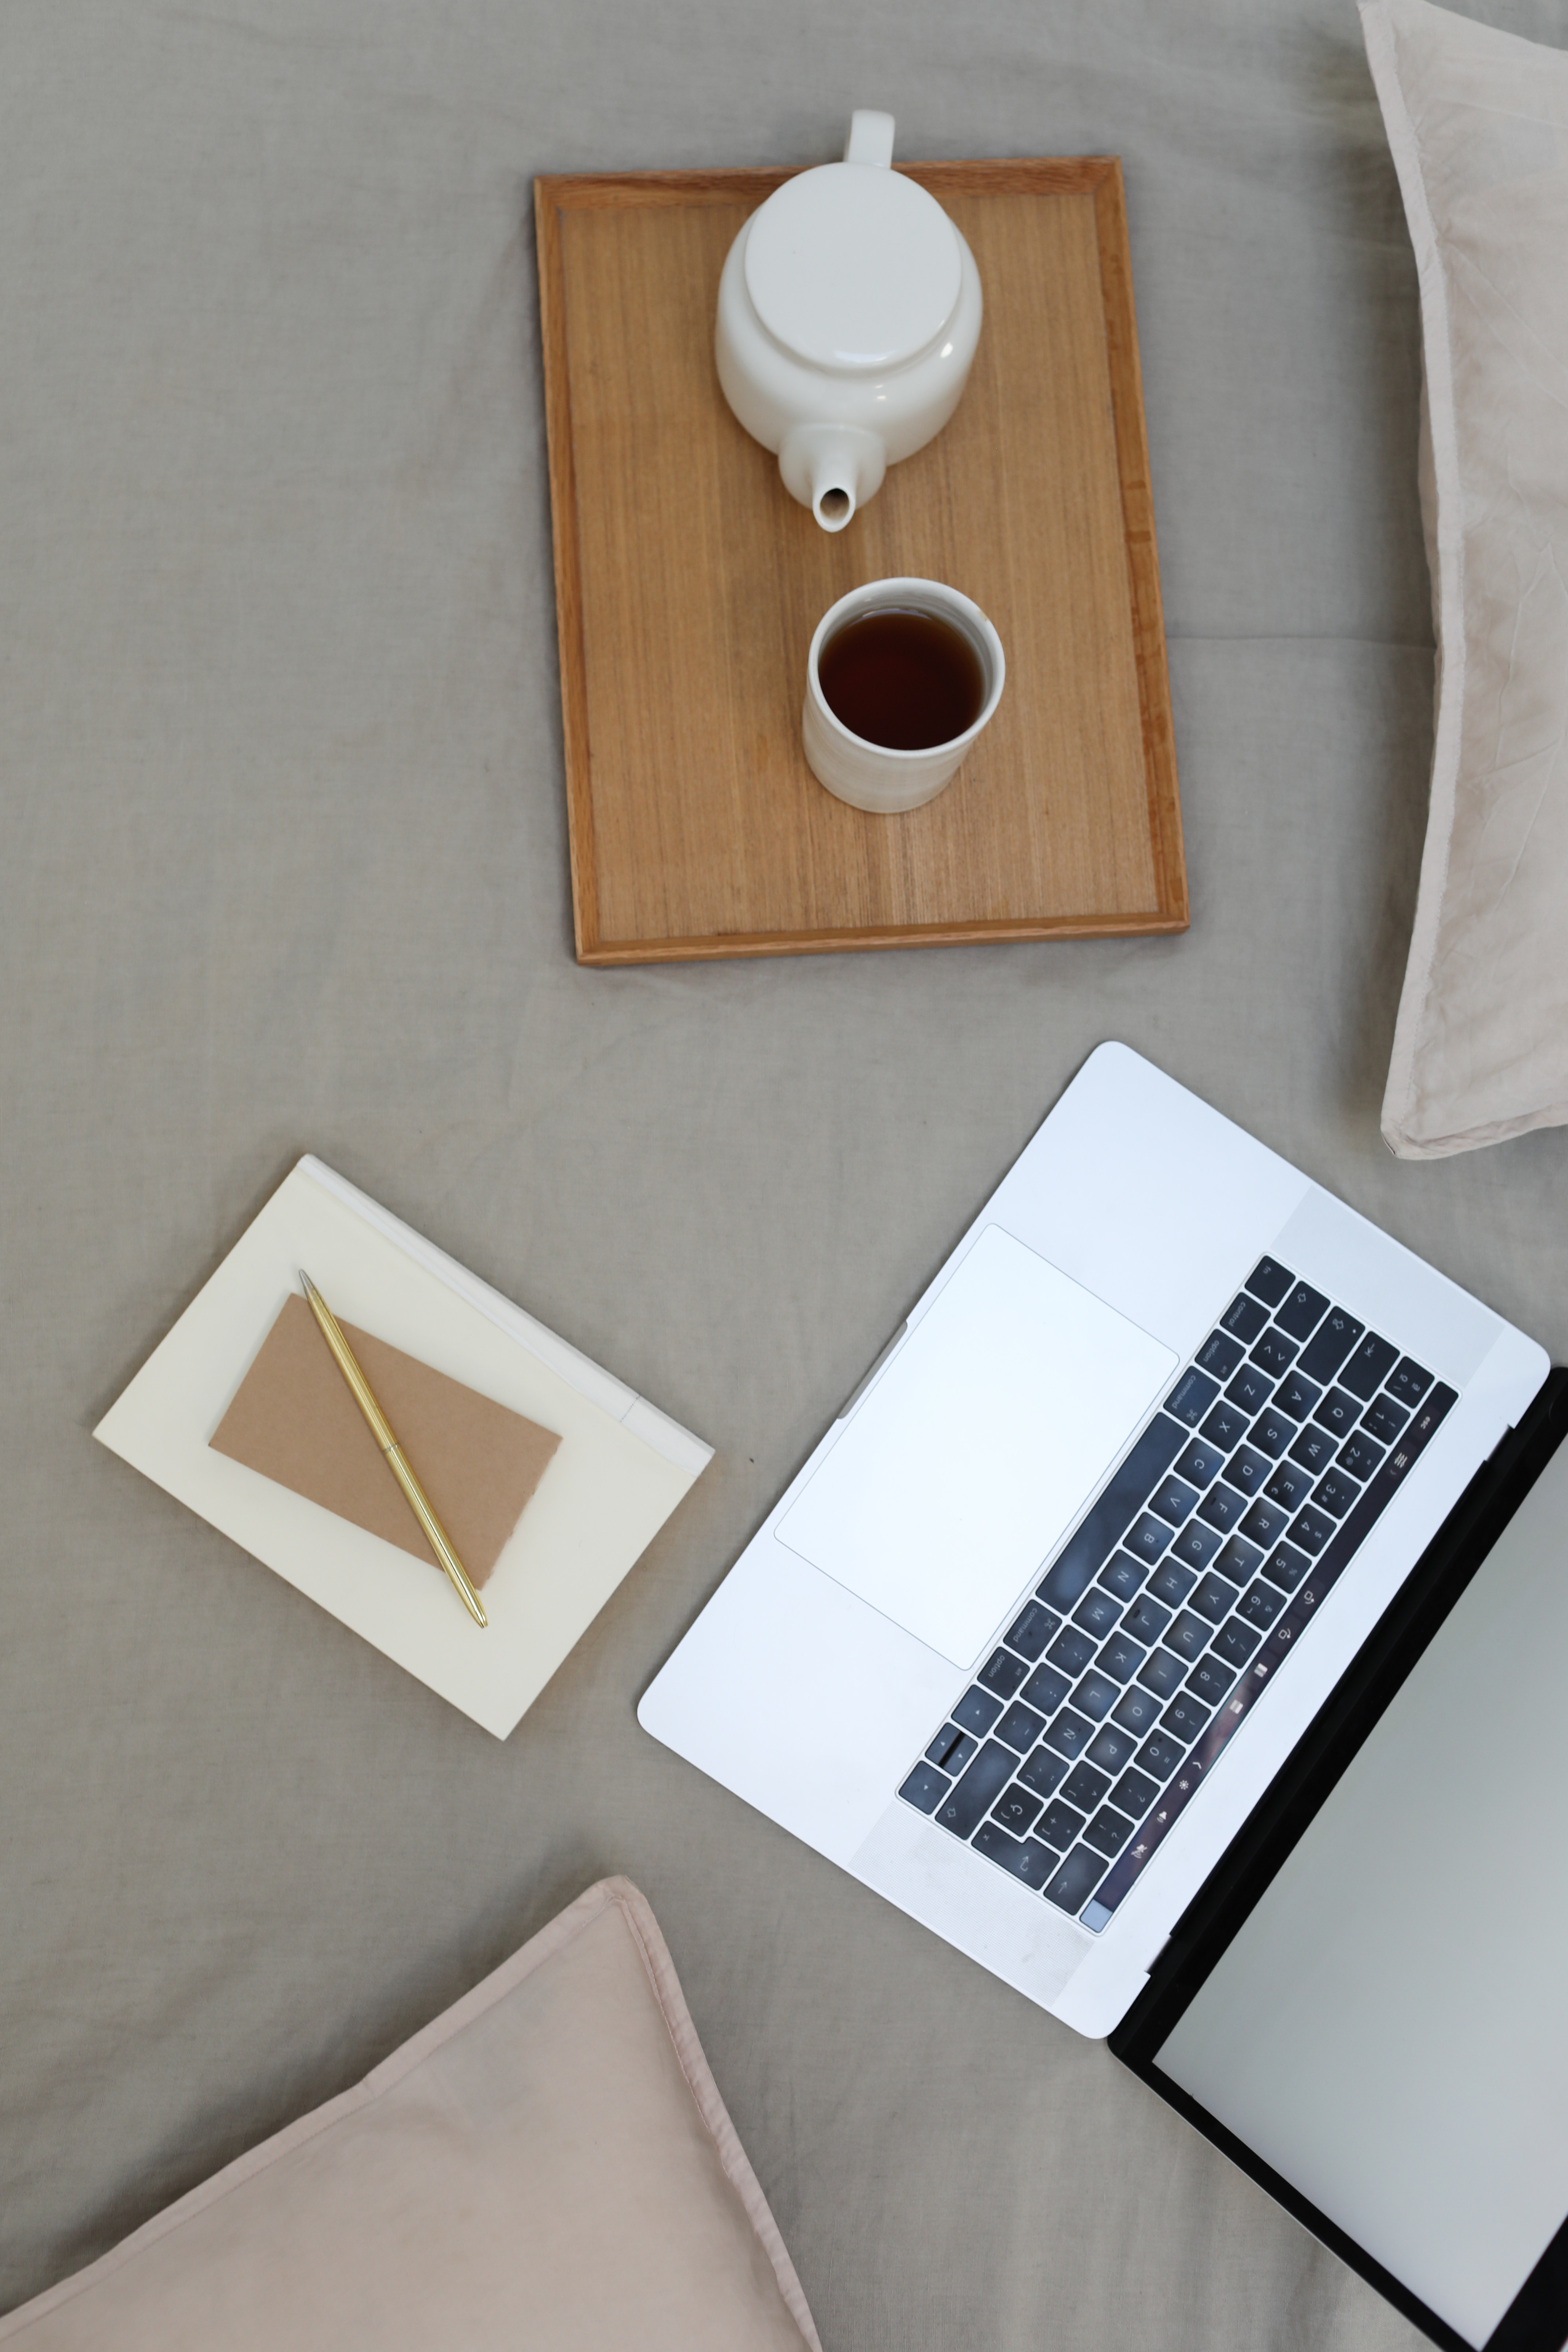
844 110 894 167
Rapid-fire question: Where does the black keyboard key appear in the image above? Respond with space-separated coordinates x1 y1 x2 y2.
1176 1436 1227 1488
1047 1627 1097 1677
1043 1845 1109 1915
1289 1422 1337 1475
1386 1357 1433 1409
925 1724 978 1775
1019 1661 1072 1715
1085 1720 1140 1776
1267 1455 1318 1509
1038 1798 1085 1849
1121 1593 1171 1646
1220 1293 1270 1344
1312 1387 1360 1439
952 1685 1004 1736
1162 1610 1210 1662
1137 1731 1186 1781
1244 1256 1294 1308
1248 1407 1294 1459
978 1647 1029 1701
1196 1329 1246 1381
1137 1646 1186 1698
1272 1367 1323 1422
1111 1683 1162 1736
1169 1518 1223 1573
1165 1368 1220 1427
1210 1616 1262 1668
995 1700 1047 1752
1275 1281 1330 1342
1199 1399 1251 1452
971 1822 1057 1887
1125 1512 1175 1564
1160 1691 1211 1745
1146 1556 1199 1606
1225 1363 1275 1415
1337 1431 1384 1482
1111 1766 1160 1820
1289 1505 1336 1556
1084 1805 1136 1859
1073 1587 1123 1641
1238 1496 1291 1551
1186 1655 1235 1708
1098 1551 1147 1602
1042 1707 1095 1760
1149 1474 1200 1527
1197 1482 1247 1533
1361 1394 1409 1446
1037 1415 1188 1608
1241 1260 1297 1317
900 1761 951 1813
1004 1599 1062 1661
903 1769 950 1816
1221 1443 1271 1498
1060 1760 1111 1813
1214 1534 1261 1587
1312 1467 1359 1519
990 1783 1044 1836
1262 1541 1309 1592
1097 1630 1145 1684
1017 1744 1068 1798
935 1740 1015 1838
1238 1578 1285 1629
1071 1670 1120 1723
1340 1331 1400 1401
1249 1328 1299 1379
1297 1307 1363 1385
1190 1569 1240 1624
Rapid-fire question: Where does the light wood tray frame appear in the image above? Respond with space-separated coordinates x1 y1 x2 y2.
535 158 1186 965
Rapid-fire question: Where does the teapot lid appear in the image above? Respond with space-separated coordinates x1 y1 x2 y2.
744 162 962 374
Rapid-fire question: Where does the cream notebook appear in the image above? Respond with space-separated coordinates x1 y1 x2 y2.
94 1158 713 1738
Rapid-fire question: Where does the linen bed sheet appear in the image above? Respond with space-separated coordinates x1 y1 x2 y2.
3 3 1564 2349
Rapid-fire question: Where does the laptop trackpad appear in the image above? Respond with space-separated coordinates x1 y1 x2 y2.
776 1226 1176 1668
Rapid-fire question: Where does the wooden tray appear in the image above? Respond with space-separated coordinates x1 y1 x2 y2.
535 158 1186 964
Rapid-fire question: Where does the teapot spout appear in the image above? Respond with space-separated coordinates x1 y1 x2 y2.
778 424 887 532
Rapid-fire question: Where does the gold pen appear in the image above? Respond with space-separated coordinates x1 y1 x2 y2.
299 1271 488 1629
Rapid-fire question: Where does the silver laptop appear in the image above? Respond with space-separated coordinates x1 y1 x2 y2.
644 1041 1568 2350
640 1044 1545 2034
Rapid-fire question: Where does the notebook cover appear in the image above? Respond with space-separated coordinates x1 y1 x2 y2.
94 1158 713 1738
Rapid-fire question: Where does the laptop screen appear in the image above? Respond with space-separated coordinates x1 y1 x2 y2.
1151 1427 1568 2350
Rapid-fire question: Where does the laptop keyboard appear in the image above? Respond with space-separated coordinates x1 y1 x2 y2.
896 1255 1458 1932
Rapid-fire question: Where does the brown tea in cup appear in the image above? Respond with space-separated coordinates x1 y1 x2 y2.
817 606 986 751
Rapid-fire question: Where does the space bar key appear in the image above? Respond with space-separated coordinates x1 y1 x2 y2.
1036 1414 1186 1612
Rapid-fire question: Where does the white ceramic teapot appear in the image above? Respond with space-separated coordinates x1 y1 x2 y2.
715 111 983 532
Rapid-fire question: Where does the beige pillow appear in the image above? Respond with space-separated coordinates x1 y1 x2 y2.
1363 0 1568 1156
0 1879 822 2352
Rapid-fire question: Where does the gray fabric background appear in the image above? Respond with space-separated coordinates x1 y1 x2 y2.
4 0 1566 2343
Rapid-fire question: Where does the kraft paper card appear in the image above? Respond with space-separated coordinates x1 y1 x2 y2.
209 1295 561 1591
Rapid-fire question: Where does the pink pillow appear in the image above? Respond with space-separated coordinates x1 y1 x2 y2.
0 1879 821 2352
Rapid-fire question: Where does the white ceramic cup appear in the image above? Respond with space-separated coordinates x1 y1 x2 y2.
802 577 1006 813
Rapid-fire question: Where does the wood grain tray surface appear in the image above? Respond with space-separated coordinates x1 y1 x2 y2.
535 157 1186 964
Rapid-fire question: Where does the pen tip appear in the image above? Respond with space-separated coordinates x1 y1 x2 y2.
299 1270 316 1298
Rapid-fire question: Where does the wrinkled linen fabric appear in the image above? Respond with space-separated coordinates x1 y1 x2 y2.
1365 0 1568 1156
0 1881 821 2352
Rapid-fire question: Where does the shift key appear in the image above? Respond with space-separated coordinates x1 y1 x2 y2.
935 1740 1018 1840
